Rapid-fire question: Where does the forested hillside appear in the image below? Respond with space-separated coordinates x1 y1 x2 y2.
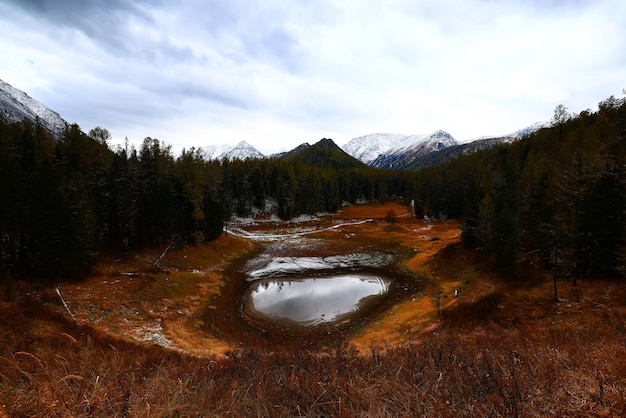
1 93 624 282
412 95 626 281
281 137 366 169
0 122 404 278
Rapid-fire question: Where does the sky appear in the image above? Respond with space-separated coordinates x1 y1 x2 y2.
1 0 625 155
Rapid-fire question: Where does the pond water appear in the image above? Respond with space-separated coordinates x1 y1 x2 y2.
243 273 391 328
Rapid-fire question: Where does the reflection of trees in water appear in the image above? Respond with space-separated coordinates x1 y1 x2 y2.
246 275 390 327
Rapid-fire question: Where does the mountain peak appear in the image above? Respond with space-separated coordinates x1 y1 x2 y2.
282 137 365 169
199 140 263 161
317 138 339 149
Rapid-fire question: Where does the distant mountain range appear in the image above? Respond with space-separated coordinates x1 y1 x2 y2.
0 78 551 169
198 122 551 169
340 123 552 169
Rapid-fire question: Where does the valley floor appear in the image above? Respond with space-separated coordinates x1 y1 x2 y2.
43 201 471 355
1 201 625 416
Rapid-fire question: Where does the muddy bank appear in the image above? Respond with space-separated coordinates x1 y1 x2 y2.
52 201 463 354
205 227 423 347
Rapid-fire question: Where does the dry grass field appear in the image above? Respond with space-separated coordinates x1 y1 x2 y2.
1 201 625 416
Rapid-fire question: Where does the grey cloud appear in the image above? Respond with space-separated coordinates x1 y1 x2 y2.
172 0 307 73
8 0 153 44
6 0 200 64
254 26 302 73
138 78 255 110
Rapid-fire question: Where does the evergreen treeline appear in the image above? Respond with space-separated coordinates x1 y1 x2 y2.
1 92 624 282
413 95 626 279
0 121 405 278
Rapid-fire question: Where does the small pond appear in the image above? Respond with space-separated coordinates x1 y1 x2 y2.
243 273 391 329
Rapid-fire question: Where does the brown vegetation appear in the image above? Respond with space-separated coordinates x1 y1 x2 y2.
1 202 625 416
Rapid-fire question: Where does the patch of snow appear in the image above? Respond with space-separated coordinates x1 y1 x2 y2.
247 252 394 279
138 322 172 347
228 219 372 241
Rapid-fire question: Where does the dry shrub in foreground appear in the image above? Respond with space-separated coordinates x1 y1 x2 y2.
1 281 626 417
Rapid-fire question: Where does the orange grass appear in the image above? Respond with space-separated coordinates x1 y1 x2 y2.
32 201 505 355
1 201 625 416
2 274 626 416
58 233 252 357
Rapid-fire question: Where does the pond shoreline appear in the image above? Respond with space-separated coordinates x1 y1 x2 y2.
48 201 461 354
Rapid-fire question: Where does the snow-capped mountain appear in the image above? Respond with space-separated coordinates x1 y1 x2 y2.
352 130 458 169
397 121 551 169
199 143 234 160
0 78 67 137
200 140 264 161
341 133 409 164
342 130 457 167
343 122 551 169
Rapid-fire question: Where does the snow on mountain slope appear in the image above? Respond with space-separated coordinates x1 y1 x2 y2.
342 130 457 167
0 79 67 137
369 130 459 168
343 130 459 168
504 121 551 138
199 143 234 160
474 121 551 142
341 133 409 164
207 140 264 161
221 140 264 160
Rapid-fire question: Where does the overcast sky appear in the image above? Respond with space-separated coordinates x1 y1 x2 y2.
1 0 625 155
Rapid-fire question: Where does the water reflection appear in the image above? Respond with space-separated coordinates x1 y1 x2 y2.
243 274 390 328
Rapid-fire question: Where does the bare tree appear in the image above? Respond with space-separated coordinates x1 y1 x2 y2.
552 104 570 125
552 104 570 143
87 126 112 145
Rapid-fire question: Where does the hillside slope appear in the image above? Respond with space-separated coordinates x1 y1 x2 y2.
283 137 366 169
0 78 67 137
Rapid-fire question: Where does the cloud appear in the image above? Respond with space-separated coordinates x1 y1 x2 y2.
8 0 152 51
1 0 625 154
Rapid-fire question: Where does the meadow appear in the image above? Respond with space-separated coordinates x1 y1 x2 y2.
1 201 624 417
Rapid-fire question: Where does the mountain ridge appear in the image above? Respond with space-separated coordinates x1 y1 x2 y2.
0 77 550 169
0 79 68 137
368 130 459 169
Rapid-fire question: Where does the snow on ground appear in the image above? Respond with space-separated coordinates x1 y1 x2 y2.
226 199 327 226
227 219 373 241
136 320 173 348
246 252 394 279
228 212 386 278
